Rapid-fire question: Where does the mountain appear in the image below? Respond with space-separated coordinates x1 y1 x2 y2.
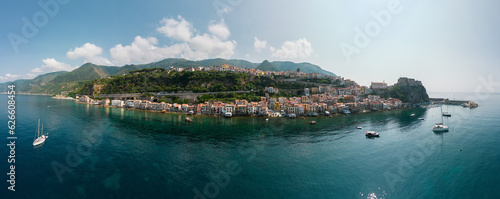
0 58 336 94
271 61 336 76
0 71 68 93
256 60 281 72
197 58 258 69
51 63 121 83
132 58 333 75
113 64 140 76
137 58 200 69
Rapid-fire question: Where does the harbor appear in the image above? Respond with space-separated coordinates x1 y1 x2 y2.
429 98 478 108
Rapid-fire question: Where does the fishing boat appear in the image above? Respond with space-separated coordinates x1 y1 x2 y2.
365 131 380 137
410 113 415 117
33 119 48 146
356 126 363 129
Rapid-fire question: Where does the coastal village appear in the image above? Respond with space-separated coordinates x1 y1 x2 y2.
70 64 410 117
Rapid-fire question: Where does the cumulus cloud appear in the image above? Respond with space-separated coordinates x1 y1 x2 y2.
185 33 236 60
254 37 268 53
271 38 313 59
30 58 78 74
67 43 113 65
110 36 188 65
110 16 237 64
208 20 230 40
157 15 194 42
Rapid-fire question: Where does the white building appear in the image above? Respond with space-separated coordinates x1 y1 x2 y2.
111 100 125 107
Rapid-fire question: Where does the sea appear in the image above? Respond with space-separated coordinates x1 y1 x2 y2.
1 92 499 198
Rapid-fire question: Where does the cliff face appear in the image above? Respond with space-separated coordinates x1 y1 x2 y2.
391 77 429 104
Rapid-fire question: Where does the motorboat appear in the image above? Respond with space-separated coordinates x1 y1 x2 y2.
365 131 380 137
432 123 449 132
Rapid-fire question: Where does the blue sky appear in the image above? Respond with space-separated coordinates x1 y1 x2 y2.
1 0 499 92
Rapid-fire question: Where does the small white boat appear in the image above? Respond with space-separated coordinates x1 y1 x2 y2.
410 113 415 117
324 111 331 116
418 118 424 120
187 110 194 115
224 112 232 118
33 119 48 146
356 127 363 129
288 113 297 118
365 131 380 137
432 123 449 132
442 112 451 117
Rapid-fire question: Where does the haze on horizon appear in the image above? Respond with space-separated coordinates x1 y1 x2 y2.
1 0 499 93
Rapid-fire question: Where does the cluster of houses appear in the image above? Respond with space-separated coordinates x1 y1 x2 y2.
74 64 413 117
77 88 404 117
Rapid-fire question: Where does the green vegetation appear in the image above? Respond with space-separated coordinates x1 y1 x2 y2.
67 92 77 98
197 92 262 103
129 68 165 74
303 78 332 84
78 70 272 95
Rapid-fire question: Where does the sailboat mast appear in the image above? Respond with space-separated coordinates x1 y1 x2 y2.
38 119 40 137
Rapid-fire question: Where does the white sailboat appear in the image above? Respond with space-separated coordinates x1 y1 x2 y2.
33 119 48 146
433 106 449 132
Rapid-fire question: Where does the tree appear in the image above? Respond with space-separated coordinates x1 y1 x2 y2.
297 68 301 73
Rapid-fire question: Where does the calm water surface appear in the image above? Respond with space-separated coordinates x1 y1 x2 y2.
1 93 499 198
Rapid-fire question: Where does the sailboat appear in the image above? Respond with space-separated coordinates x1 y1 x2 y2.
33 119 48 146
433 106 449 132
442 104 451 117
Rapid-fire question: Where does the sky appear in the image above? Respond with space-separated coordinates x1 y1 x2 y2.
1 0 499 92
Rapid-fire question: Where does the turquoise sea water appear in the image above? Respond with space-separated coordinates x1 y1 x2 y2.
1 93 499 198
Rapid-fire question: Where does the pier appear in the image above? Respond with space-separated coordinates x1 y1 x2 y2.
429 98 478 108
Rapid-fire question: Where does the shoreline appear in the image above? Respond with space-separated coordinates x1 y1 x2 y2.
73 99 417 119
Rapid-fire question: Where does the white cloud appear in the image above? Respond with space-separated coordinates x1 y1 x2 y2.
111 16 237 64
254 37 268 53
208 20 230 40
185 33 236 60
66 43 113 65
110 36 188 65
271 38 313 59
30 58 78 74
0 74 21 82
157 15 194 42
